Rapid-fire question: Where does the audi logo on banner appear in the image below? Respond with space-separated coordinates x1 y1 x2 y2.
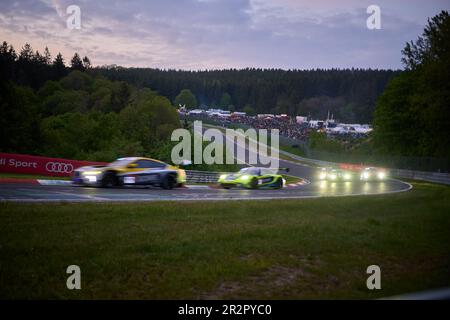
45 162 74 173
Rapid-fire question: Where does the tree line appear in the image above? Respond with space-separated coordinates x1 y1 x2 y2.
94 66 399 124
0 41 91 89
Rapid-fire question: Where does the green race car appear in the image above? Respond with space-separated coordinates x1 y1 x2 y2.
218 167 287 189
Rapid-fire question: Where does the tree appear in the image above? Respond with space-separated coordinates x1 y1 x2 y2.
109 81 131 112
174 89 197 108
53 53 67 79
275 94 295 115
43 47 52 65
82 56 91 69
70 53 84 71
33 50 46 64
0 41 17 78
60 70 92 91
18 43 34 62
219 92 231 109
373 72 420 156
17 43 39 88
243 105 256 116
0 81 40 153
0 41 16 60
374 10 450 158
402 11 450 70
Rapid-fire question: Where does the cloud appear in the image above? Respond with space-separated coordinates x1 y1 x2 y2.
0 0 449 69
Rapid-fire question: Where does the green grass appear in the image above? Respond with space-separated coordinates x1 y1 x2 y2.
279 144 307 158
0 181 449 299
0 173 69 180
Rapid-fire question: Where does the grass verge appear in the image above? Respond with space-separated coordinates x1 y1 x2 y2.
0 181 449 299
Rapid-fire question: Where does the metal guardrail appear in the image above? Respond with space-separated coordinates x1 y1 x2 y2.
279 149 450 185
304 149 450 173
185 170 225 184
389 169 450 185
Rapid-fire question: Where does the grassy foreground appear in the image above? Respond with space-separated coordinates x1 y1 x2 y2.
0 181 449 299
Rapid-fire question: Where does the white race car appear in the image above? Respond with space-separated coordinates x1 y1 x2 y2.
360 167 388 181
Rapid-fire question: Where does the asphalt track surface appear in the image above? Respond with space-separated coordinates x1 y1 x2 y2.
0 130 412 202
0 178 411 202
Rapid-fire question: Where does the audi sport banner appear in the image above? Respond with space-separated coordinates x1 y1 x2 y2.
0 153 106 177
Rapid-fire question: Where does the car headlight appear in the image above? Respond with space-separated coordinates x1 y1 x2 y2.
361 172 370 179
344 173 351 180
241 174 251 181
329 174 337 180
219 174 227 180
319 173 327 179
377 172 386 179
82 171 101 175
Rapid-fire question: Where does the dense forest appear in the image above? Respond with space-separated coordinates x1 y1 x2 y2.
94 67 399 124
0 42 180 162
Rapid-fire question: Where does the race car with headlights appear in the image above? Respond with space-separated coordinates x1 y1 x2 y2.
72 157 187 189
318 167 332 180
318 167 354 181
218 167 287 189
360 167 388 181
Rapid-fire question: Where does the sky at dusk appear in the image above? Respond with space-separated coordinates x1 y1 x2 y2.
1 0 449 70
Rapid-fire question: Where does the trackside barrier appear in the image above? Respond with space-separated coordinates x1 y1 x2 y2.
185 170 226 184
0 152 228 183
0 153 106 177
389 169 450 185
278 149 450 185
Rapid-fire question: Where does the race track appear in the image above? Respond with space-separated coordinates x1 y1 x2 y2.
0 156 411 202
0 130 412 202
0 179 410 202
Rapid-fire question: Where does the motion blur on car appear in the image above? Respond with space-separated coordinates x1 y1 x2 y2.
72 157 187 189
218 167 287 189
318 166 389 182
318 167 354 182
360 167 388 181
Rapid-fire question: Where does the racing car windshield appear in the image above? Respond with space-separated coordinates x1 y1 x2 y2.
260 168 278 175
239 167 261 175
108 159 135 168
